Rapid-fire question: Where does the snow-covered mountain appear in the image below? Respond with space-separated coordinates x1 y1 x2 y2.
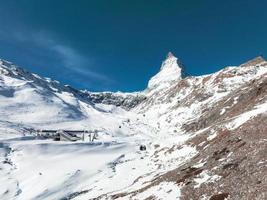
0 54 267 200
147 52 182 92
0 58 145 138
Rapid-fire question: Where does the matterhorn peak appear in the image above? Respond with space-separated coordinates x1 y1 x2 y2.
167 52 175 58
160 52 178 69
147 52 182 91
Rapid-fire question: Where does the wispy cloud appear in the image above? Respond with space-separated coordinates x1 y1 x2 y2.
51 44 109 81
0 28 110 88
13 31 111 82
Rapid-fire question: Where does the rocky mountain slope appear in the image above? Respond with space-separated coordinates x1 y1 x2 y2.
0 54 266 200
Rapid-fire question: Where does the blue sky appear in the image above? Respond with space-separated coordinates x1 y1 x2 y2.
0 0 266 91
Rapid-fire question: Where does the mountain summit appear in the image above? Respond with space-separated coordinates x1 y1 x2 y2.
147 52 182 91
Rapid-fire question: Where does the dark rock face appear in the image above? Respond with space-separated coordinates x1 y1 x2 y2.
209 193 229 200
85 92 146 110
178 114 267 200
139 145 146 151
183 74 267 133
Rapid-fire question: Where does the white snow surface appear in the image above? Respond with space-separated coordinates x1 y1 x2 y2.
147 53 182 92
193 170 221 188
226 101 267 130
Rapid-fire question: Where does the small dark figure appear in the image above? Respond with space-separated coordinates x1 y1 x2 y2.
139 145 146 151
119 125 121 128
